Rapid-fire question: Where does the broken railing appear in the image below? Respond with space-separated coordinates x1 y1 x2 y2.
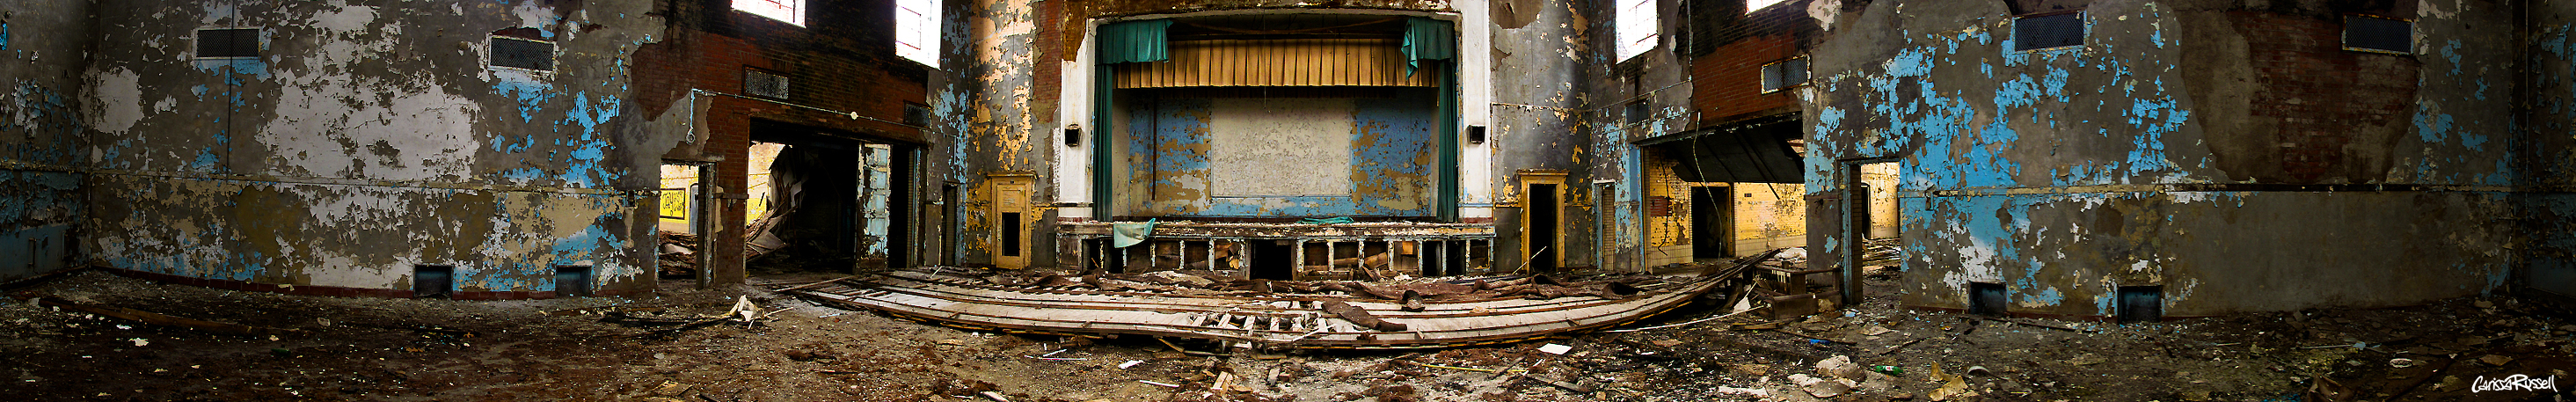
1058 221 1496 281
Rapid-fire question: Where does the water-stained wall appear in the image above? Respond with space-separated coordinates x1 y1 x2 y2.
1486 0 1606 269
2527 1 2576 302
0 0 94 283
1806 0 2522 316
1113 90 1437 217
79 0 663 296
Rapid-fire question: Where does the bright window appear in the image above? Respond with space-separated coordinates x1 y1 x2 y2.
1747 0 1792 13
733 0 803 26
1616 0 1657 62
895 0 939 66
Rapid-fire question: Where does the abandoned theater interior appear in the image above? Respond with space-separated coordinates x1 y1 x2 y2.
3 0 2575 400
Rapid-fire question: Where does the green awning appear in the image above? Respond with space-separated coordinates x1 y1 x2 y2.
1098 19 1174 64
1402 18 1455 76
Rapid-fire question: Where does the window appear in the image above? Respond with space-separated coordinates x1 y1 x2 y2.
902 103 933 128
2012 11 2084 52
733 0 805 26
195 28 259 58
744 69 790 99
894 0 940 66
1626 101 1651 127
1615 0 1658 62
1746 0 1792 13
489 36 554 71
2343 15 2412 54
1760 56 1808 92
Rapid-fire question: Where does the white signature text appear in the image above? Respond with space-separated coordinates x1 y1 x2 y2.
2470 375 2558 393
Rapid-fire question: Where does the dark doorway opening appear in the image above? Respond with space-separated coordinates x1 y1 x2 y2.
1968 281 2008 317
1527 184 1559 272
1250 240 1295 280
1690 186 1731 258
2117 286 2164 323
413 265 453 299
746 120 915 274
553 266 591 297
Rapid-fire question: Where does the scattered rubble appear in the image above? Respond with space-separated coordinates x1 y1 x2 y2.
2 260 2571 401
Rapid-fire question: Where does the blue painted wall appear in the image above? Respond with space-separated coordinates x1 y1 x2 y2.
1806 0 2525 316
1120 88 1437 218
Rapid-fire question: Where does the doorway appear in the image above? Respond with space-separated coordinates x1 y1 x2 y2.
1689 186 1732 258
1526 184 1560 272
744 120 915 274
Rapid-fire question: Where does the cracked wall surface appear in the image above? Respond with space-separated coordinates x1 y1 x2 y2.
0 0 94 283
1806 0 2525 316
1487 0 1603 269
2528 1 2576 302
78 0 662 296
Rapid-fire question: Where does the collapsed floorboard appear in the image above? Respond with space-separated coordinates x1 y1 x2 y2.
777 267 1726 349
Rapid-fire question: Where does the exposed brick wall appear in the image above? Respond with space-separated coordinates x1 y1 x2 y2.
1689 34 1801 124
1033 0 1062 120
1682 0 1815 128
2232 11 2419 183
633 0 936 283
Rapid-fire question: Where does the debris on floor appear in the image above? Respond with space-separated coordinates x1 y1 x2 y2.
3 263 2571 401
657 230 702 278
776 264 1737 349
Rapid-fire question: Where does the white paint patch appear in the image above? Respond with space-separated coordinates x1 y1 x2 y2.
512 2 558 32
256 6 475 181
1207 98 1354 196
310 2 380 33
1807 0 1843 31
90 68 146 134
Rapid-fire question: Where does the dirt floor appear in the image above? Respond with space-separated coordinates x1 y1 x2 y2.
2 268 2571 402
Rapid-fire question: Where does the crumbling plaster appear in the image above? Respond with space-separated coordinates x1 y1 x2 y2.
2525 1 2576 302
1806 0 2521 316
948 0 1048 267
0 0 96 283
1485 0 1602 268
77 0 664 294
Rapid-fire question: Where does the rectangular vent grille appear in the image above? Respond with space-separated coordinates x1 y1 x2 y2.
2013 12 2083 51
2344 15 2412 54
491 37 555 71
1761 57 1808 92
196 29 259 58
745 69 791 99
903 104 932 127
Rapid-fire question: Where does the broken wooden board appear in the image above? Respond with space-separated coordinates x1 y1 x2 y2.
778 267 1725 349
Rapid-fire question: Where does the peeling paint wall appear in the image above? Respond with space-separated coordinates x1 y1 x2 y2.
1485 0 1602 269
80 0 663 296
630 0 941 280
2526 1 2576 301
1114 91 1438 218
1807 0 2523 316
950 0 1048 267
0 0 94 283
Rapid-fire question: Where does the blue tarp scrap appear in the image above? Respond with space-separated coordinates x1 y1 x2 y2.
1112 218 1158 248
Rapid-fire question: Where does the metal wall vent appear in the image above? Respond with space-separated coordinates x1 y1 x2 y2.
2344 15 2412 54
745 69 791 99
2014 12 2083 51
196 28 259 58
490 36 555 71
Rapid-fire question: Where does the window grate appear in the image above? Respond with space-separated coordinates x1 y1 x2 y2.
490 37 554 71
2013 12 2083 51
1626 101 1651 128
1761 57 1808 92
2344 15 2411 54
903 103 933 128
744 69 790 99
196 28 259 58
